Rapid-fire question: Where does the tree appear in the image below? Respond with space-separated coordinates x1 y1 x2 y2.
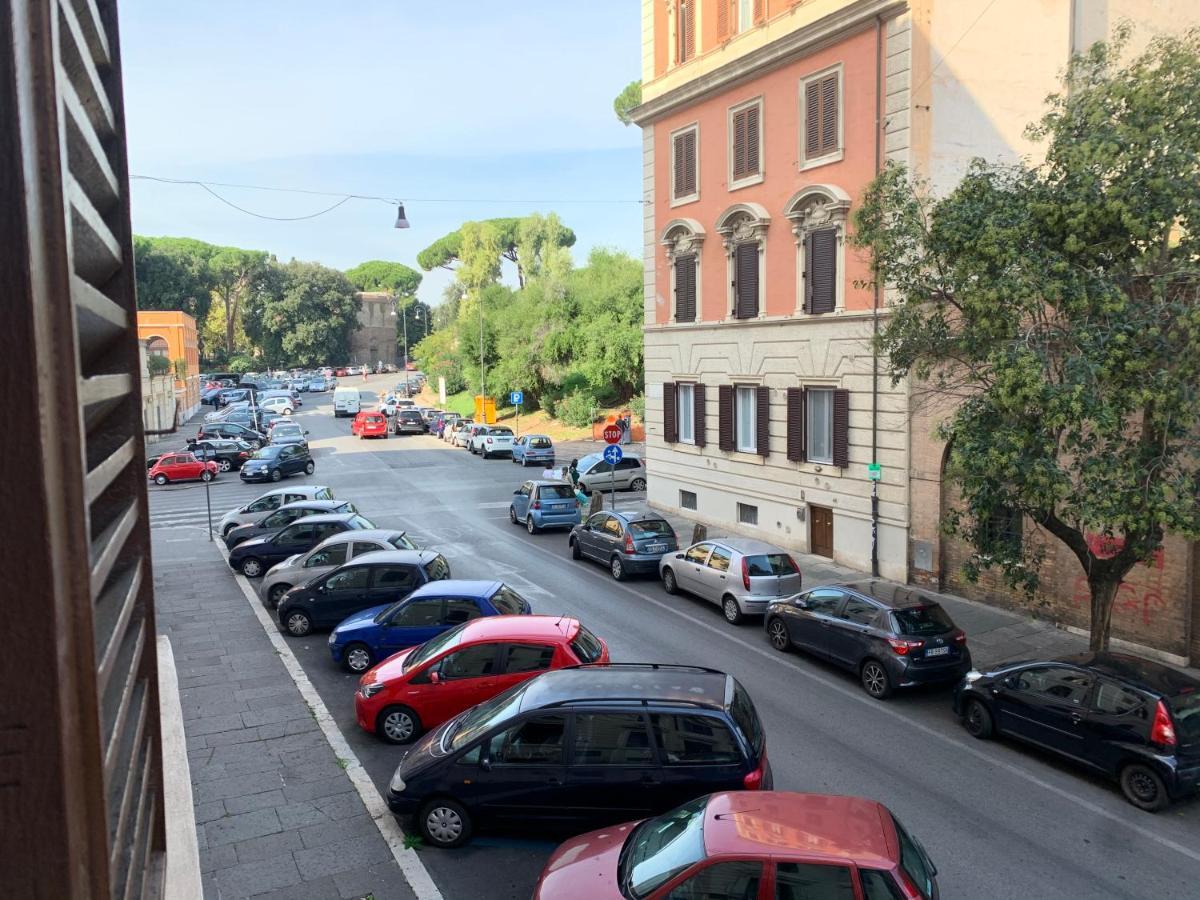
207 247 273 356
344 260 422 299
613 80 642 126
416 216 576 288
133 235 215 325
243 261 361 367
853 28 1200 651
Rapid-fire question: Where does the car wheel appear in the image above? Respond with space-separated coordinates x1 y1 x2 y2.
377 705 421 745
482 451 490 460
508 506 518 525
1121 763 1169 812
240 557 264 578
662 567 678 595
610 555 626 581
767 618 790 651
860 659 893 700
343 642 373 674
267 583 290 607
270 469 282 482
722 595 744 625
284 610 312 637
153 474 168 485
630 477 647 491
304 461 315 475
526 516 537 535
963 698 994 739
201 470 213 482
569 537 581 560
218 459 232 472
418 797 472 849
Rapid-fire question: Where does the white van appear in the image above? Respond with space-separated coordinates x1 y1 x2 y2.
333 387 361 418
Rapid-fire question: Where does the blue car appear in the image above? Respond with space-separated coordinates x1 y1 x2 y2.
511 433 556 468
509 480 582 534
327 579 533 673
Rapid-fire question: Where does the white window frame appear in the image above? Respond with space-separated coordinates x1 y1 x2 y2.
737 0 754 33
670 0 701 68
735 385 757 453
669 122 700 207
676 383 695 444
661 219 706 324
785 185 851 316
727 96 764 191
737 502 759 526
716 204 769 322
806 386 834 464
799 64 845 171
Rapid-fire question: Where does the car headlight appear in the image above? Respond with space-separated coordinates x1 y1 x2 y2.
360 682 384 699
965 669 983 684
388 769 406 793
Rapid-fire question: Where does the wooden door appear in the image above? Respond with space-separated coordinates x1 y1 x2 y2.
810 506 834 558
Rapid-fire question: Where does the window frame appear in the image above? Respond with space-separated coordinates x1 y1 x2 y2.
799 63 845 171
669 122 700 207
734 385 757 453
676 383 695 444
727 96 764 190
806 386 834 464
570 711 656 767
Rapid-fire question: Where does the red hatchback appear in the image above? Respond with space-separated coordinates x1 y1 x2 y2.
355 615 609 744
147 451 219 486
535 791 939 900
351 411 389 439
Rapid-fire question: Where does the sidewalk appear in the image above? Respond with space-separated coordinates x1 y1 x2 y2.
155 551 417 900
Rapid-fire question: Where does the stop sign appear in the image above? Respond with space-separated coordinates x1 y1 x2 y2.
603 424 621 444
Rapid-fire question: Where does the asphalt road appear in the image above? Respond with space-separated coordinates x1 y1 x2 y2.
151 384 1200 899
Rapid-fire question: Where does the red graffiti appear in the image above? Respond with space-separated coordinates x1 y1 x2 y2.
1070 534 1166 627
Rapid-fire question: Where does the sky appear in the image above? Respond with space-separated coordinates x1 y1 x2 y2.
118 1 644 306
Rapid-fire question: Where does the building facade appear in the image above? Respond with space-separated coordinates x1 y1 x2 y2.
136 309 201 421
349 291 398 368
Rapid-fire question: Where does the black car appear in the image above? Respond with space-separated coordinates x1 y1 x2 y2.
239 443 315 483
954 652 1200 811
385 663 770 848
268 422 308 447
276 549 452 637
765 581 972 700
197 422 266 447
228 512 375 577
568 509 678 581
393 409 426 435
223 499 361 548
200 386 225 406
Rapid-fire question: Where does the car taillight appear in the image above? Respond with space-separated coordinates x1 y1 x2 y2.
954 632 967 645
486 437 493 444
531 501 541 510
624 533 635 555
741 557 751 591
1150 700 1177 749
887 637 925 655
239 452 248 458
743 759 765 790
785 555 801 575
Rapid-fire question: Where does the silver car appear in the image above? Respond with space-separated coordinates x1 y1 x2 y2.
659 538 803 624
575 452 648 493
259 528 420 608
217 485 334 539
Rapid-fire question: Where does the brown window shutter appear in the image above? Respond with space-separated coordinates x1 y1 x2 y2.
832 388 850 468
682 129 696 195
674 254 696 322
809 228 837 314
753 0 766 24
680 0 695 62
820 73 838 154
786 387 807 461
804 79 821 158
718 385 734 451
673 133 687 199
802 232 813 312
731 108 748 180
718 0 731 39
745 104 760 175
694 383 707 447
756 386 770 457
734 243 759 318
663 382 678 443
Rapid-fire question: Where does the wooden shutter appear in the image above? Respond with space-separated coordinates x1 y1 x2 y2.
663 382 678 443
745 103 760 175
732 108 748 180
805 73 840 158
734 243 759 318
833 388 850 468
754 0 766 24
673 129 696 199
674 254 696 322
694 383 707 447
786 387 807 461
673 132 687 199
679 0 695 62
718 0 731 39
756 386 770 457
808 228 837 314
718 385 735 451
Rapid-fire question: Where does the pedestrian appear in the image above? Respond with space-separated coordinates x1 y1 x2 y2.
568 458 580 490
621 413 633 445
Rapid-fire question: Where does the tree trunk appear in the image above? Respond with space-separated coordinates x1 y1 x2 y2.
1087 575 1120 652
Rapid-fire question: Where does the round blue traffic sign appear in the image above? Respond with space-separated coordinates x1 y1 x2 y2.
603 444 623 465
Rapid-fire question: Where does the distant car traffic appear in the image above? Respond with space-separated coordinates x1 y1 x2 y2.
351 411 389 439
228 512 375 577
574 452 648 493
259 528 419 607
511 434 555 468
147 451 219 485
509 480 581 533
223 499 358 548
308 377 329 392
218 485 335 538
569 509 678 581
662 538 803 625
239 443 315 483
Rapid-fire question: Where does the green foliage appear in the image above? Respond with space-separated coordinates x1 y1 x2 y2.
146 354 172 377
613 80 642 126
415 216 576 285
172 358 188 381
133 235 216 328
243 261 361 367
344 260 422 298
226 352 256 374
629 393 645 420
853 27 1200 650
556 390 599 428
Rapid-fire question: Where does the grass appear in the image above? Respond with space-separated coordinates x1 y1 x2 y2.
402 833 423 851
336 757 350 770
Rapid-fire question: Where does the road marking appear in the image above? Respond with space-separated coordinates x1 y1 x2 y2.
215 543 444 900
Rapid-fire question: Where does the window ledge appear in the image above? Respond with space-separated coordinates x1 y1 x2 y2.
728 173 765 191
729 450 766 464
669 193 700 209
799 150 844 173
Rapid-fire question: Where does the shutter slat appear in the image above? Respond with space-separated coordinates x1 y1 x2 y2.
69 0 113 67
680 0 695 62
786 387 806 461
80 372 132 407
86 436 135 504
58 0 116 138
735 243 759 318
103 619 146 779
809 228 837 314
745 104 760 175
683 130 696 195
68 175 122 284
732 109 747 180
718 0 730 39
833 388 850 468
108 690 149 884
673 133 686 198
89 498 137 600
62 81 120 210
95 560 143 693
663 382 678 443
753 0 766 24
820 74 838 154
694 383 707 448
805 80 820 159
756 386 770 457
675 255 696 322
718 385 734 451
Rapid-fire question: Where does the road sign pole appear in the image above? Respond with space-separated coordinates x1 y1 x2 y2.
204 469 213 541
871 473 879 578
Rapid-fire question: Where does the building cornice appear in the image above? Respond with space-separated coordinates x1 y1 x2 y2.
631 0 907 126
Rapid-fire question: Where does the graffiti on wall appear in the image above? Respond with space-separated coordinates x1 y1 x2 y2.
1069 533 1166 627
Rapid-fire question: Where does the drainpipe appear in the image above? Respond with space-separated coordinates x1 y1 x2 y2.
871 14 883 579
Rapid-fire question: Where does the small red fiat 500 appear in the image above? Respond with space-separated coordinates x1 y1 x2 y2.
355 615 609 744
147 451 219 486
351 411 389 439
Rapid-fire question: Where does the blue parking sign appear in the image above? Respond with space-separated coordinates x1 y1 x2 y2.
603 444 623 465
510 390 523 405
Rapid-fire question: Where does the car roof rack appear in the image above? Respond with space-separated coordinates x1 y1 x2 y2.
565 662 725 675
538 697 715 710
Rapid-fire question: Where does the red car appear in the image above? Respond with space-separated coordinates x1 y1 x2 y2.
534 791 939 900
355 615 609 744
147 451 219 486
351 410 389 439
334 367 348 377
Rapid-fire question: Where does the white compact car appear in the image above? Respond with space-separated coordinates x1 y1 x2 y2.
471 425 515 459
259 396 294 416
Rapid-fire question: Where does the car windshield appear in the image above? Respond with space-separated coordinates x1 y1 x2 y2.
745 553 797 576
251 446 282 459
389 533 418 550
529 437 552 448
489 585 526 614
570 625 605 663
1168 688 1200 743
629 519 673 537
274 426 302 436
539 485 576 500
729 678 764 756
448 681 532 751
349 515 375 530
489 428 512 436
893 604 955 636
400 622 468 667
620 796 709 898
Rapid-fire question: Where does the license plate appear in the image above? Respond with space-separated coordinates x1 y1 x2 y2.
646 543 667 552
925 646 950 657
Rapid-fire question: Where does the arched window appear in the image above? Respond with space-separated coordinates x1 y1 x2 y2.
785 185 850 315
660 218 706 324
715 202 770 320
146 336 169 358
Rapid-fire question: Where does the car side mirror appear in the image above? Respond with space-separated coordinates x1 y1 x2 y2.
793 597 808 609
674 552 683 559
1003 675 1018 690
304 430 310 435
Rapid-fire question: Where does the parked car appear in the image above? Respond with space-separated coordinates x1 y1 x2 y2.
533 791 940 900
766 581 972 699
308 377 329 392
471 425 514 459
333 386 362 417
352 410 389 439
239 443 315 483
200 386 224 406
218 485 335 538
568 509 678 581
147 451 219 486
260 528 419 607
954 652 1200 811
268 422 308 447
511 434 555 468
574 452 648 493
356 615 607 742
276 549 452 637
332 578 532 674
393 408 426 435
228 512 375 577
223 499 359 548
198 422 266 447
215 387 253 408
509 481 581 534
204 400 248 423
462 423 489 450
182 439 254 473
662 539 803 625
385 664 770 848
434 413 461 438
259 395 294 416
450 422 474 446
